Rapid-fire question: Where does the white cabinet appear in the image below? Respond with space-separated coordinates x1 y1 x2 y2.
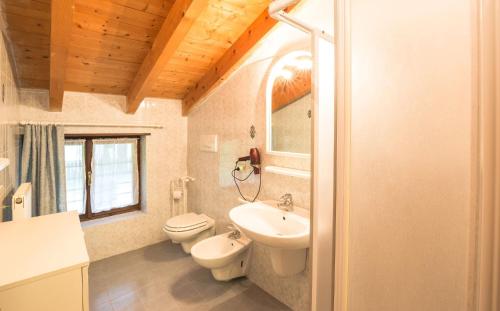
0 212 89 311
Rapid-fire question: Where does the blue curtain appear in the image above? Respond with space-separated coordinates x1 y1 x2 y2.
20 124 67 216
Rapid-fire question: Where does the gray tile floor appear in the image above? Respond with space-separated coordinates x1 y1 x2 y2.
89 241 291 311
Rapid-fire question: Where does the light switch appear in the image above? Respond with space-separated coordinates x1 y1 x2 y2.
200 134 218 152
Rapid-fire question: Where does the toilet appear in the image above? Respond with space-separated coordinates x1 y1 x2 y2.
191 231 252 281
163 213 215 254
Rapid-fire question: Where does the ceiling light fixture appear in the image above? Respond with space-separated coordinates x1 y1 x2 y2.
279 69 293 79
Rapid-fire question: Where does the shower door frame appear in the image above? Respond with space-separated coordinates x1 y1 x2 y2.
309 2 351 310
332 0 351 310
471 0 500 310
268 3 345 310
310 29 336 311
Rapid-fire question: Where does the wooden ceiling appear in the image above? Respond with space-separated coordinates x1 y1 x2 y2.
1 0 51 89
0 0 295 114
272 67 311 112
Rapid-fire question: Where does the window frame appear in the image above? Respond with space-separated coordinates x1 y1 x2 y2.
65 134 142 221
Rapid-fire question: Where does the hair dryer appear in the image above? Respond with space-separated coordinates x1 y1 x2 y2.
237 148 261 174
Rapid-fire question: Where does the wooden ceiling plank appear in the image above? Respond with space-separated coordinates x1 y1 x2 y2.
74 0 164 30
109 0 174 17
64 81 129 95
65 68 135 83
15 57 49 69
68 25 151 67
109 0 152 11
126 0 209 113
177 41 227 55
21 78 50 89
50 0 75 111
159 58 213 72
182 5 296 115
154 79 197 87
12 45 49 62
2 0 51 13
68 38 148 56
70 27 152 52
174 48 217 63
155 69 206 78
5 30 49 48
68 45 146 65
0 3 50 20
165 52 215 65
19 61 50 77
66 54 141 73
147 90 185 99
3 12 50 36
144 0 175 16
150 84 190 92
68 42 148 61
156 74 206 84
73 11 158 43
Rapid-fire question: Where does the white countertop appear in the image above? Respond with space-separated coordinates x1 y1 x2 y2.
0 211 89 291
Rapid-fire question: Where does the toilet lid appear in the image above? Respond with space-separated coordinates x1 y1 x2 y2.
164 213 209 231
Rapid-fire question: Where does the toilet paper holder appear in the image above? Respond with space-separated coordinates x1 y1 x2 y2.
170 176 195 216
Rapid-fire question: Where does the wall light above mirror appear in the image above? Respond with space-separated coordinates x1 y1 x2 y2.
266 50 312 158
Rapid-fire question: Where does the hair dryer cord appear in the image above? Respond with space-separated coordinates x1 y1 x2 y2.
232 161 262 202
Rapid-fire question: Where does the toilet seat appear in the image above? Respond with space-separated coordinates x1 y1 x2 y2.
163 213 211 232
163 213 215 253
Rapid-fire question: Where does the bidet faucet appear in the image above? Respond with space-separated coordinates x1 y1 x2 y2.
227 224 241 240
277 193 294 211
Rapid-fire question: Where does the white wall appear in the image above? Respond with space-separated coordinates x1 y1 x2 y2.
347 0 473 310
18 90 187 261
187 53 312 311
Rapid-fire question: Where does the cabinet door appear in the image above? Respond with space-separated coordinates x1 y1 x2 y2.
0 269 83 311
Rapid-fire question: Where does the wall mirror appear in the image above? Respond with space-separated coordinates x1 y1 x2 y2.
266 50 312 157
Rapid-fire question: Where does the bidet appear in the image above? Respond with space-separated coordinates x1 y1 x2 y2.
191 231 253 281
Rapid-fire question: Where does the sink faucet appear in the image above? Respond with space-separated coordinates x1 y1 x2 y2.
227 224 241 240
277 193 294 211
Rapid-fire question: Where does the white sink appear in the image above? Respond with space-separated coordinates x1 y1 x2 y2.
229 201 310 276
229 201 309 249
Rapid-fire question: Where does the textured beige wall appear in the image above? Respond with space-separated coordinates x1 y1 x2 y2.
184 1 335 306
0 32 20 215
348 0 473 310
187 55 311 310
17 90 187 261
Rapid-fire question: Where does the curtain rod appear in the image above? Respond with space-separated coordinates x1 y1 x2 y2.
15 121 164 129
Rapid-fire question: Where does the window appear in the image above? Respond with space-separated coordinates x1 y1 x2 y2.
64 140 86 214
64 135 141 221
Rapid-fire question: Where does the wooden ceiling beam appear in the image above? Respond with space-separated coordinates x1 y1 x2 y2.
181 5 296 115
126 0 209 114
49 0 74 111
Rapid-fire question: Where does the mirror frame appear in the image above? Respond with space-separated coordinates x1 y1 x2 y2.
266 50 312 158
